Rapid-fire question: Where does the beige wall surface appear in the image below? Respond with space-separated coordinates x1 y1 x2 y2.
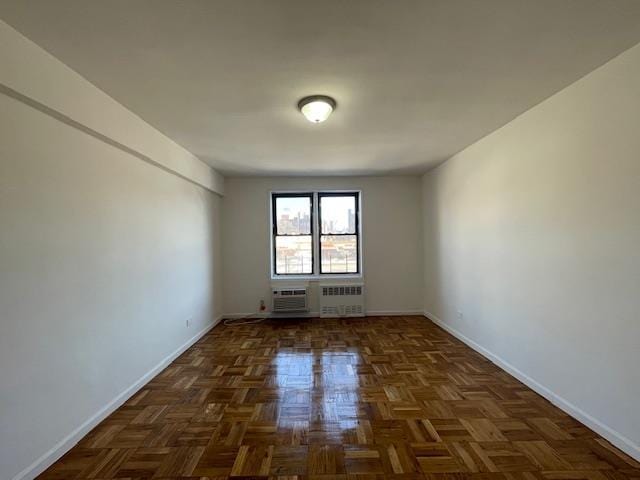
0 91 223 480
0 21 224 480
422 43 640 458
222 176 424 315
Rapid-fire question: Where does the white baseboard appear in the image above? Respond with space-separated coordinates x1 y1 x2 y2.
12 315 223 480
222 310 423 319
366 310 424 316
423 311 640 462
222 312 320 319
222 312 267 319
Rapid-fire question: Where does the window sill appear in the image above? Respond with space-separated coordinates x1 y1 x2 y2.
270 274 363 282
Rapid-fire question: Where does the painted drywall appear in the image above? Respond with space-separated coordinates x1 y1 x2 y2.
0 89 223 480
0 22 224 480
0 20 223 195
222 176 423 315
422 42 640 458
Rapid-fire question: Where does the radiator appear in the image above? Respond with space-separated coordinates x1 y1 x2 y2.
319 284 365 317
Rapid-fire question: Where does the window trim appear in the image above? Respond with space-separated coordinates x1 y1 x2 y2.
318 191 360 275
270 190 363 280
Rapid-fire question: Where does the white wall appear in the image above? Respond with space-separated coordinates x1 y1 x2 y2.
0 22 224 480
422 43 640 459
223 176 423 315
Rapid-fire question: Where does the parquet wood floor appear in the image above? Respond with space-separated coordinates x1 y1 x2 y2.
38 316 640 479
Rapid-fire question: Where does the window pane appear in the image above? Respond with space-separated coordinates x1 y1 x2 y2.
275 196 311 235
275 236 312 274
321 235 358 273
320 195 356 234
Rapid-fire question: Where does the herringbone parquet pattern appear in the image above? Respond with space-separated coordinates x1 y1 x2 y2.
38 316 640 479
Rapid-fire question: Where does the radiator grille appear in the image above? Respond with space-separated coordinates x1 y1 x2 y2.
320 305 340 316
344 304 363 315
319 284 365 318
322 285 362 296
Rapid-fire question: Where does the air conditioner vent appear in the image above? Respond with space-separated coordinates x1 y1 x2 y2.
280 289 306 296
319 284 365 318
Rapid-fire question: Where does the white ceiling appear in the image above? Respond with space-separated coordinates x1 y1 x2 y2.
2 1 640 176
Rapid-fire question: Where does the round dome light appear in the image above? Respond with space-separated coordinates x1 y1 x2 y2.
298 95 336 123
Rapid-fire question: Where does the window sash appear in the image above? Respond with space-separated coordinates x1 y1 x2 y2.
318 192 360 274
272 193 313 236
274 235 313 275
320 234 359 274
318 193 358 235
272 193 314 275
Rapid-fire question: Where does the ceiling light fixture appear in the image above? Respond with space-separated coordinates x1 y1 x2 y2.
298 95 336 123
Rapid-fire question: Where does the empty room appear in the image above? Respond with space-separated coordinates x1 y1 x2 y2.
1 1 639 479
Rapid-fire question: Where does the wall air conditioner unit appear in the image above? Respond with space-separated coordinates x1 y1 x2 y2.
320 284 365 318
271 287 309 314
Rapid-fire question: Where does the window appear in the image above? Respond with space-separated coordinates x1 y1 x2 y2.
272 191 361 276
319 192 359 274
272 193 313 275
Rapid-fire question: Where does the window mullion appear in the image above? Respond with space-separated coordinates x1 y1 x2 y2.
313 192 319 275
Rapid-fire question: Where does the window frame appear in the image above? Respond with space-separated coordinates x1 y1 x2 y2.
271 192 314 276
318 191 360 275
270 190 362 279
